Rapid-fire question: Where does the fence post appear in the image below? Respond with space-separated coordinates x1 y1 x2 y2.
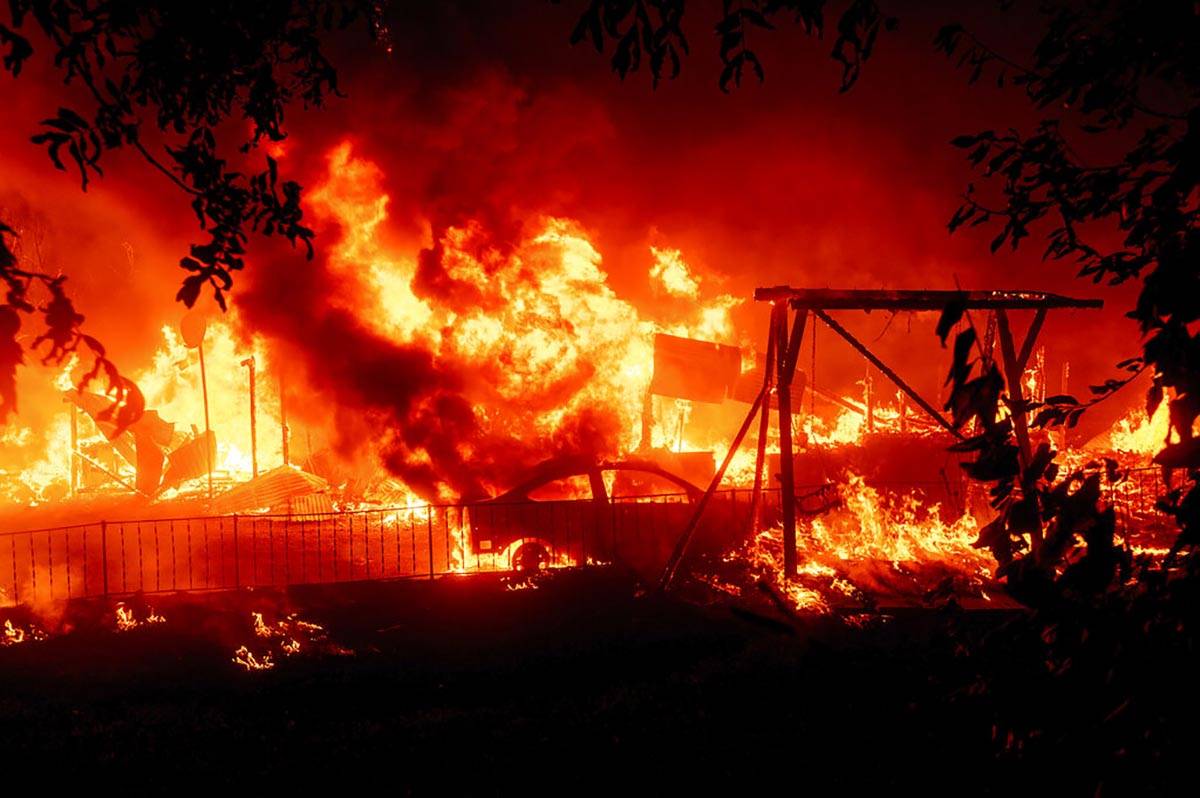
427 507 435 580
100 520 109 596
232 515 240 589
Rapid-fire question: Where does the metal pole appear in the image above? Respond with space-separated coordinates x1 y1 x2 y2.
198 342 213 499
233 515 240 588
100 520 109 596
241 357 258 478
279 373 290 467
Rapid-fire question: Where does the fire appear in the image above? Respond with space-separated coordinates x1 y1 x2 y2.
136 319 284 483
2 315 284 503
1108 400 1171 457
719 472 990 613
233 646 275 671
115 603 166 631
2 618 43 645
3 618 25 645
806 473 983 569
307 141 745 486
650 246 700 299
234 611 337 670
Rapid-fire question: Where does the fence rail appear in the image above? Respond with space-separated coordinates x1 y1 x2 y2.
1 489 776 608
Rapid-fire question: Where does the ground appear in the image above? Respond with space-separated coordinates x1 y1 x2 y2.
0 569 1187 792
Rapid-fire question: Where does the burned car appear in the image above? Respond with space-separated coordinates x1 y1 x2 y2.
467 456 765 579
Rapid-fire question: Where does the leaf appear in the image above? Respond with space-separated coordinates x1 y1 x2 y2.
936 294 968 346
176 274 204 308
1153 439 1200 469
1146 383 1163 418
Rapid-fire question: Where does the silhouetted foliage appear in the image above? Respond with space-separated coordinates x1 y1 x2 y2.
936 0 1198 600
568 0 896 92
0 0 383 425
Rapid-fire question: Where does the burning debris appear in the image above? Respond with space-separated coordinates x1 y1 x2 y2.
114 603 166 632
233 611 348 672
2 618 44 645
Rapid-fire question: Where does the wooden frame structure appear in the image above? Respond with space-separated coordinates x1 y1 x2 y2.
658 287 1102 589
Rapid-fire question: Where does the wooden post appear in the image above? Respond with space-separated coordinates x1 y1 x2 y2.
775 303 807 579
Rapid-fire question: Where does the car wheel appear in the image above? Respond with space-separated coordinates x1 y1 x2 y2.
512 541 550 573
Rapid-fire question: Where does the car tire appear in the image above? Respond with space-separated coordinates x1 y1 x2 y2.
512 541 550 573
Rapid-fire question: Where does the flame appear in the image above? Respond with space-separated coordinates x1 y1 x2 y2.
718 472 990 613
2 618 44 645
136 319 284 482
233 646 275 671
650 246 700 299
115 603 166 631
1108 400 1171 456
306 141 744 483
3 618 25 645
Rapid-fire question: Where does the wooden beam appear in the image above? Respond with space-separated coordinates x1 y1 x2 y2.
753 286 1103 311
658 379 768 591
813 310 963 439
750 319 776 534
1015 307 1048 375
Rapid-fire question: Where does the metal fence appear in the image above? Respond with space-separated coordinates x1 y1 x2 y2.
1106 466 1175 537
0 488 775 608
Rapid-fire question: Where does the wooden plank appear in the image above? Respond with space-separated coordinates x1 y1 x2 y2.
1015 307 1048 374
753 286 1103 311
